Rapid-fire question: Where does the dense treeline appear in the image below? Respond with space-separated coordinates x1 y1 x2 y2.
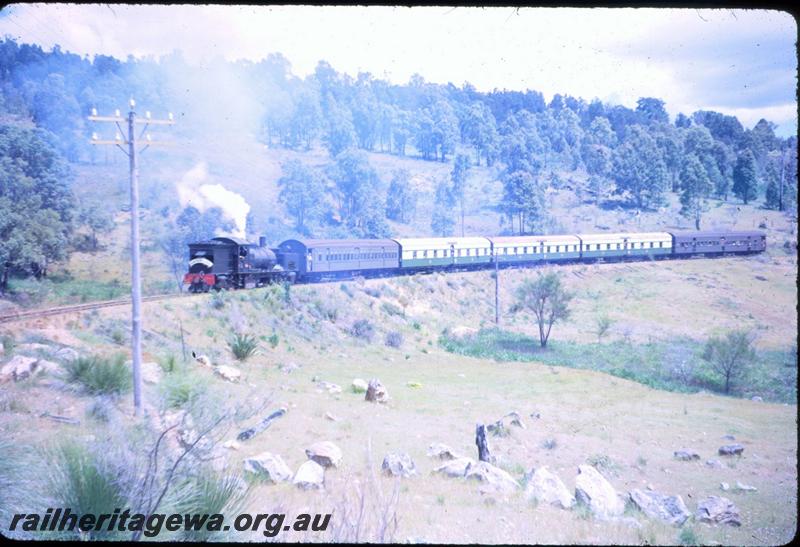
0 38 797 290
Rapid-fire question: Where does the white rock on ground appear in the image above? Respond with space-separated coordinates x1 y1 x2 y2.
465 461 520 494
434 457 475 478
293 460 325 490
0 355 39 382
305 441 343 468
629 488 691 526
427 443 461 461
525 467 575 509
365 378 389 403
141 362 162 384
222 440 241 450
382 453 417 478
351 378 369 393
243 452 293 483
574 464 625 519
214 365 241 382
695 496 741 526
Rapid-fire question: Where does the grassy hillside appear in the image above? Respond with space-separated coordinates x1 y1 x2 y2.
1 253 795 544
2 133 794 313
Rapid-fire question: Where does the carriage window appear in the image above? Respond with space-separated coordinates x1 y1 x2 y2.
658 242 663 248
546 246 551 253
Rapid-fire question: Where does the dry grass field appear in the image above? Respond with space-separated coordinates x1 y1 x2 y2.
1 251 796 544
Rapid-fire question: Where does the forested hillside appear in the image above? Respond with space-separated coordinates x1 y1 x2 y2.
0 38 796 300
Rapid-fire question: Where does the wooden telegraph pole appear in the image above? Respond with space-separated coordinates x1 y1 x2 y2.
88 100 174 416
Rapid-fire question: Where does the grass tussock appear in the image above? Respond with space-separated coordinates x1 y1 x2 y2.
160 372 209 409
228 333 259 362
63 354 132 396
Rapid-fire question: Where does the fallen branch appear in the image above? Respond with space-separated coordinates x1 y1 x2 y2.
237 407 286 441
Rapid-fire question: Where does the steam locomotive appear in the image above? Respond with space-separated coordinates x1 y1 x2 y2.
183 230 766 292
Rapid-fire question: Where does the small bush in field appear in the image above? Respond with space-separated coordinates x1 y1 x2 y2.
268 332 279 349
161 373 208 409
381 302 404 318
64 355 131 396
385 331 404 348
228 333 259 362
349 319 375 342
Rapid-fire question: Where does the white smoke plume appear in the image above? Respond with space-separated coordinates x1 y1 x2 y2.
176 162 250 239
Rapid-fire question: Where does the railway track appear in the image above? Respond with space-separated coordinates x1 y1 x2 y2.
0 293 186 324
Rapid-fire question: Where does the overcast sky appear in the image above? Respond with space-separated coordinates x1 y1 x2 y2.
0 4 796 136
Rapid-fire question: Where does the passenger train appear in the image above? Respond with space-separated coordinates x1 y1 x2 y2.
183 230 766 292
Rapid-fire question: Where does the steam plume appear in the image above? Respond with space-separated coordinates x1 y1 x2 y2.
176 162 250 239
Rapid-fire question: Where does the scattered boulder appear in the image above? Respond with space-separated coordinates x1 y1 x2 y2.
735 481 757 492
317 381 342 394
382 453 417 478
722 434 736 441
695 496 741 526
243 452 293 483
465 461 519 494
450 326 478 339
324 412 338 422
293 460 325 490
365 379 389 403
305 441 342 468
427 443 461 461
524 466 575 509
574 464 625 519
751 396 763 402
351 378 368 393
279 362 300 374
141 362 162 385
54 347 79 362
434 457 475 478
718 444 744 456
706 459 723 469
629 489 691 526
222 440 240 450
720 482 730 491
214 365 241 383
674 450 701 461
35 359 62 375
0 355 39 382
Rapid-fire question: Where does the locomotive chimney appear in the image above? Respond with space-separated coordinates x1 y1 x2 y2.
259 236 267 247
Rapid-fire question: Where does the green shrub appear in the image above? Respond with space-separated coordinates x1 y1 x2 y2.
211 292 226 310
1 334 14 355
381 301 405 318
228 333 259 362
363 286 381 298
64 355 132 396
349 319 375 342
171 472 247 541
339 283 355 298
267 332 279 349
48 442 129 540
161 373 208 409
678 526 700 546
385 331 404 348
159 354 178 374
